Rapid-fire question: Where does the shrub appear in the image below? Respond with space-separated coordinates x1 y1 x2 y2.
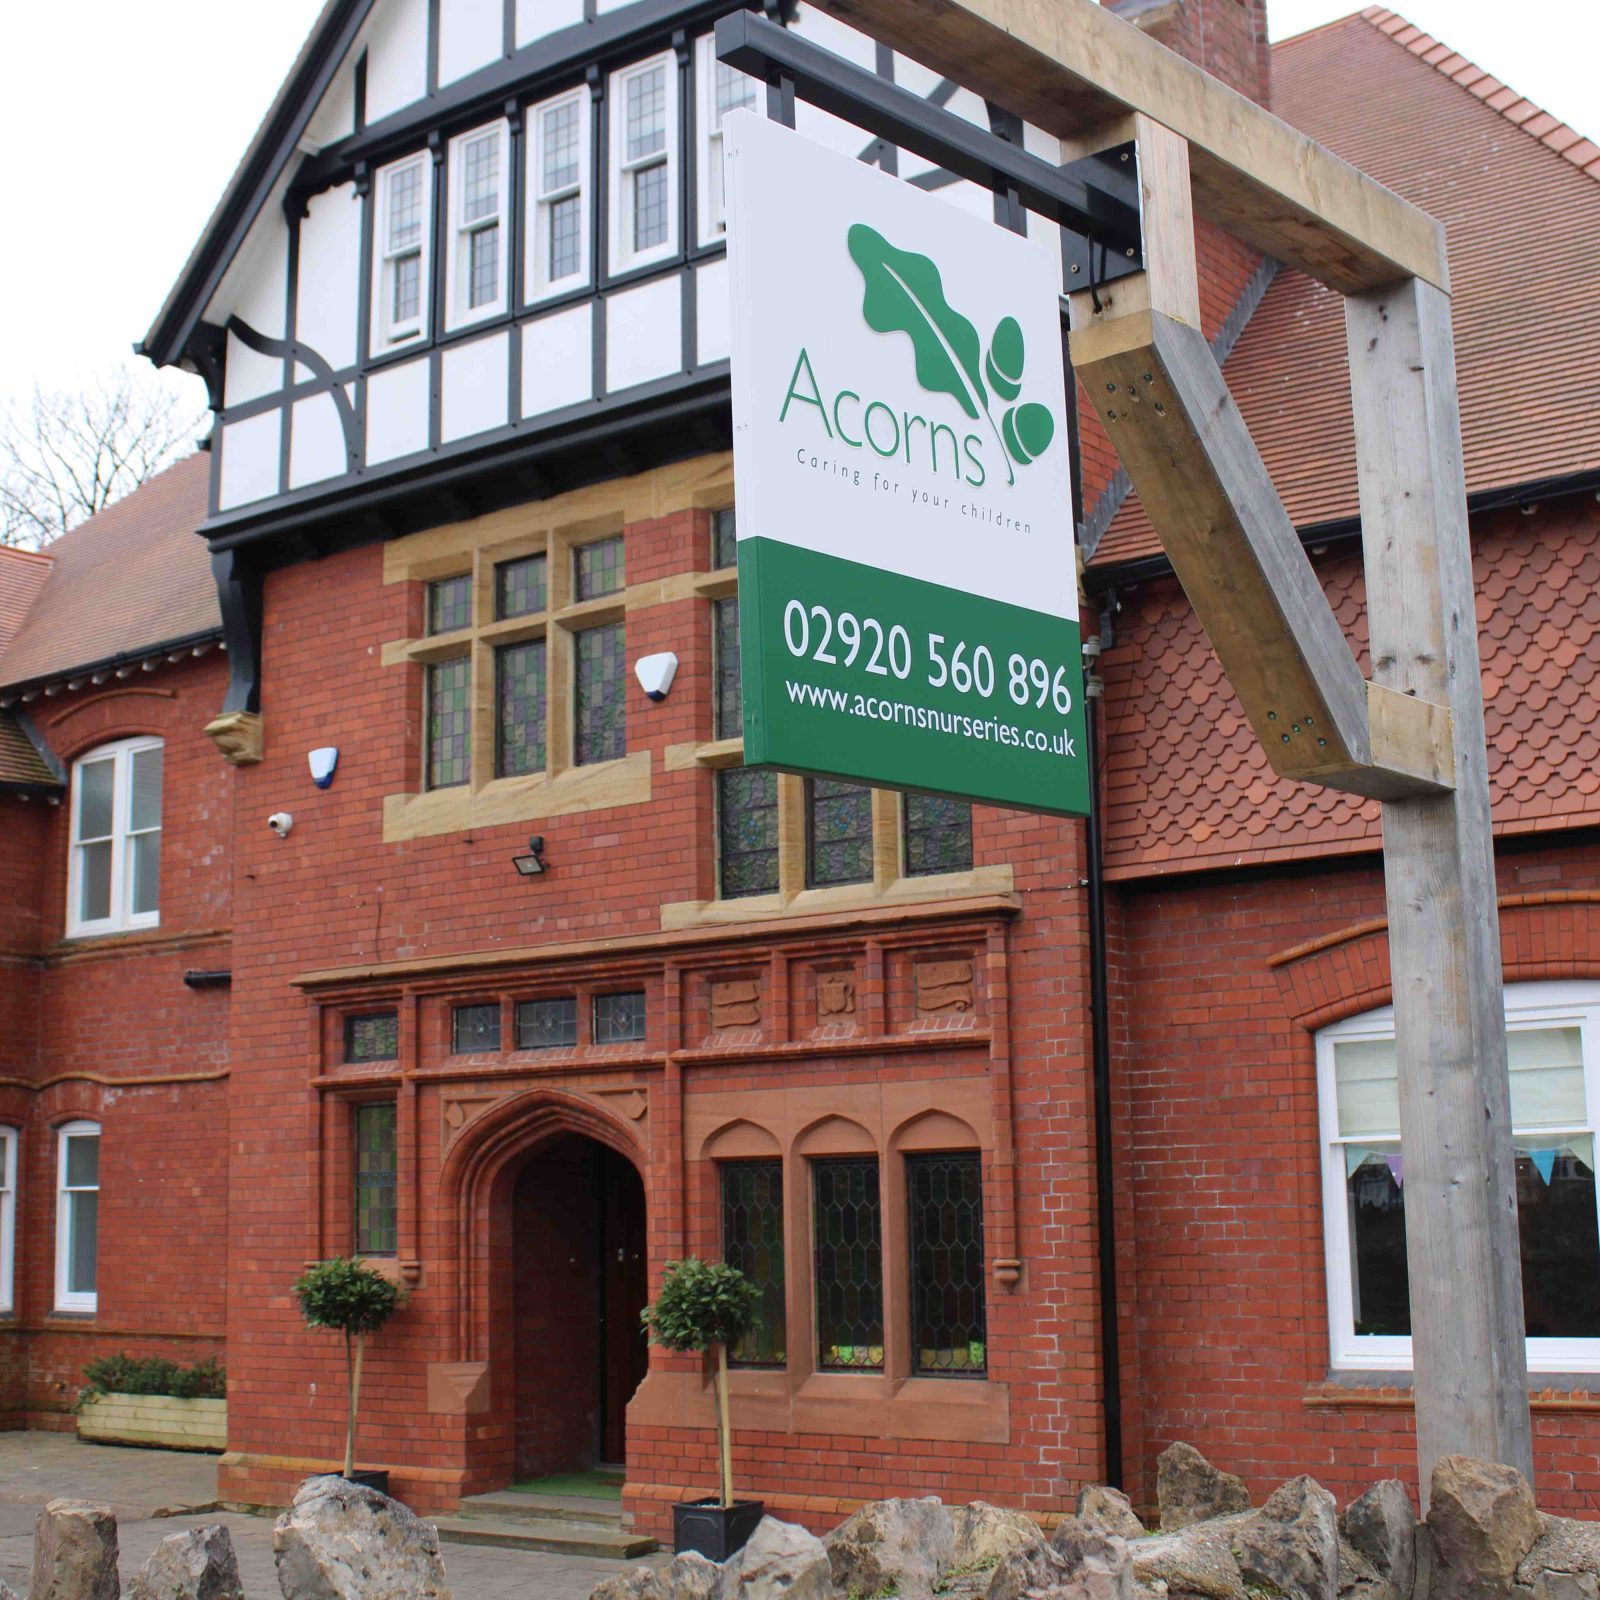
80 1354 226 1406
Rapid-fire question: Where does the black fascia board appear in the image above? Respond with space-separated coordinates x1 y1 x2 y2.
714 10 1143 271
0 629 225 706
293 0 761 205
138 0 379 373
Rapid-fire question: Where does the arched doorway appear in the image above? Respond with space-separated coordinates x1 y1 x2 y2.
508 1134 648 1478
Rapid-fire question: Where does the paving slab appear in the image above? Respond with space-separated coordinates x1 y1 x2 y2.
0 1431 666 1599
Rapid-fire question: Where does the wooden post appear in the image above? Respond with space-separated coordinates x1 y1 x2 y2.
1345 279 1533 1494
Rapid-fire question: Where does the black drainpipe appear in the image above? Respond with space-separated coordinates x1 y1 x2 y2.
1063 324 1124 1488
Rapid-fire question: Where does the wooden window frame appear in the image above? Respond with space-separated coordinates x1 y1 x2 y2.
67 736 163 939
55 1120 100 1314
445 120 511 332
372 151 433 351
526 88 592 303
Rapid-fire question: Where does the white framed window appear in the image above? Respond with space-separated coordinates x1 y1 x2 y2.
1318 980 1600 1373
56 1121 100 1314
0 1128 17 1315
67 737 162 938
446 121 510 329
373 152 433 348
608 53 679 273
527 89 591 301
695 34 757 244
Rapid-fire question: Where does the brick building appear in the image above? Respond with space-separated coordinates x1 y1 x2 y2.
4 0 1600 1534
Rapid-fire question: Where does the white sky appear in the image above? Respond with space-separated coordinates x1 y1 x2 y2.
0 0 1589 416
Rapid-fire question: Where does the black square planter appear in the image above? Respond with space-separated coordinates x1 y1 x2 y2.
344 1470 391 1497
673 1497 764 1560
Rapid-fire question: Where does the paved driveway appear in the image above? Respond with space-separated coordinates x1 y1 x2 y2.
0 1433 662 1599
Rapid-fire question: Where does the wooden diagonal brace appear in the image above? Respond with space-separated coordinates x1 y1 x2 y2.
1071 306 1453 800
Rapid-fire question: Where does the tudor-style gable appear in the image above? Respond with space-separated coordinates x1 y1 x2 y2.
143 0 1065 558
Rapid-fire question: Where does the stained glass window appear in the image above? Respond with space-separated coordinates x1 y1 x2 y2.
718 769 779 899
714 597 742 742
426 657 471 788
904 794 974 877
712 508 738 571
453 1003 501 1054
723 1161 786 1367
594 990 646 1044
517 997 578 1050
908 1152 987 1376
354 1103 398 1256
496 640 547 778
346 1013 399 1063
496 554 548 619
575 623 626 765
806 779 873 888
813 1157 883 1370
428 574 472 635
575 535 625 600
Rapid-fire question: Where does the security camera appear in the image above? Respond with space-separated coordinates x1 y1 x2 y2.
268 812 294 838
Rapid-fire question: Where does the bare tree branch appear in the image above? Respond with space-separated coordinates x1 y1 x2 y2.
0 370 204 549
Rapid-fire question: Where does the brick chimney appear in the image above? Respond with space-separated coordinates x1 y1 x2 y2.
1104 0 1272 107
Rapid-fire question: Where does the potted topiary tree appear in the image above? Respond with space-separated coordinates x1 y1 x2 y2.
641 1257 762 1560
292 1256 404 1495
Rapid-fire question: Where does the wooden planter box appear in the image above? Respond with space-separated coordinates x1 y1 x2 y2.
77 1394 226 1453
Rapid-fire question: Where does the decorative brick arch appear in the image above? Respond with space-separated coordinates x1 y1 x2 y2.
438 1087 648 1362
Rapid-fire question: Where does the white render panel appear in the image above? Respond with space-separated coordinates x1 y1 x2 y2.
366 0 429 122
790 6 878 158
305 63 357 149
218 412 282 510
516 0 583 45
296 184 362 372
222 227 288 407
289 393 349 489
594 0 638 15
521 305 592 416
1023 121 1060 162
439 0 503 86
442 332 510 442
606 276 681 393
696 259 731 367
366 357 431 465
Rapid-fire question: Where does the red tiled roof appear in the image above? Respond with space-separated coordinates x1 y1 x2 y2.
0 454 216 691
1092 8 1600 567
0 709 57 792
0 548 53 657
1100 503 1600 878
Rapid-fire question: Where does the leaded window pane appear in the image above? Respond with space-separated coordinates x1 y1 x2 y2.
718 768 778 899
904 793 973 877
462 132 500 222
594 990 646 1044
354 1103 398 1257
575 535 625 599
453 1003 501 1054
428 574 472 635
712 507 737 570
806 779 873 888
625 65 666 160
575 622 626 765
496 639 547 778
714 61 757 127
813 1157 883 1370
714 597 742 742
517 997 578 1050
345 1013 399 1063
542 100 580 191
722 1161 786 1367
496 554 548 619
468 224 500 308
427 657 471 789
908 1152 987 1376
388 163 423 250
392 253 421 326
633 163 668 252
550 194 582 281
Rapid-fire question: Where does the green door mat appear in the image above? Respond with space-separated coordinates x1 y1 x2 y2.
509 1470 624 1499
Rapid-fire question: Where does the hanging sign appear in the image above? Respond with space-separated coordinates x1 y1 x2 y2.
725 111 1088 817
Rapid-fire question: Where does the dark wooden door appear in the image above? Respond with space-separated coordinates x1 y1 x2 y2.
598 1149 648 1464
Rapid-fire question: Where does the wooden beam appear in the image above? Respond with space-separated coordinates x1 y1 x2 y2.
821 0 1447 294
1346 278 1534 1497
1072 305 1450 801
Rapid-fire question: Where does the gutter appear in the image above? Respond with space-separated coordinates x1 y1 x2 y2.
0 630 224 709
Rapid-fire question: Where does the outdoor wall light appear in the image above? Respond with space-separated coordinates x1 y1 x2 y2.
512 836 548 877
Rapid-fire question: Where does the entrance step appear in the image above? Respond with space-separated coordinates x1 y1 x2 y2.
439 1489 658 1558
457 1490 629 1527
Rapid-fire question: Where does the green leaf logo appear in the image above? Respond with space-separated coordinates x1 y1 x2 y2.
847 224 1054 486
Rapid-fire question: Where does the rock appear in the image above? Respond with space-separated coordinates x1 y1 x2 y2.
730 1518 833 1600
1050 1524 1135 1600
126 1526 244 1600
272 1474 451 1600
951 1504 1043 1574
1515 1514 1600 1599
825 1498 953 1599
1075 1488 1145 1543
1128 1518 1251 1600
666 1552 725 1600
591 1570 667 1600
1341 1481 1417 1600
1524 1576 1600 1600
1157 1445 1250 1532
988 1535 1075 1600
1231 1477 1339 1600
1427 1457 1542 1600
1336 1535 1387 1600
29 1499 120 1600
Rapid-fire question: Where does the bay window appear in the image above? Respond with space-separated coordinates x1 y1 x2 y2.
56 1122 100 1313
447 122 510 328
609 54 678 272
1318 980 1600 1371
374 153 432 348
528 90 591 300
68 737 162 937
